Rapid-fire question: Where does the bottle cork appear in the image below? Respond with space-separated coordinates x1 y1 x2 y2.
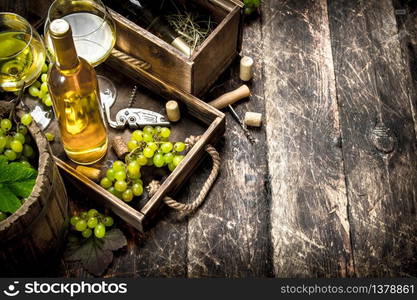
112 136 129 159
208 85 250 110
166 100 181 122
76 166 101 181
239 56 254 81
244 112 262 127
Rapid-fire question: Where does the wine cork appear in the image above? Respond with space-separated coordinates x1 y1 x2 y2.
239 56 254 81
76 166 101 181
166 100 181 122
112 136 129 159
244 112 262 127
208 85 250 110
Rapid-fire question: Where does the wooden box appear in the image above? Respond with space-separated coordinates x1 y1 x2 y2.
45 52 225 233
109 0 243 96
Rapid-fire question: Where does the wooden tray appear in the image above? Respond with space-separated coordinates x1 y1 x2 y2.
35 55 225 232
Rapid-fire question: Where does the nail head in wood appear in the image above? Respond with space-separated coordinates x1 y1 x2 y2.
166 100 181 122
244 112 262 127
239 56 254 81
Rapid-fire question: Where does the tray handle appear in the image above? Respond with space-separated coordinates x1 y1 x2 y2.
148 136 221 216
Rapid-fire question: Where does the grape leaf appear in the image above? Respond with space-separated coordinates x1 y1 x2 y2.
0 160 37 213
64 228 127 276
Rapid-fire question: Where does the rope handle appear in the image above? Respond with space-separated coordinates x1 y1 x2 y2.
147 136 221 215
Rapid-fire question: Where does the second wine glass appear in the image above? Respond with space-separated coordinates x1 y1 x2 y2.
44 0 117 104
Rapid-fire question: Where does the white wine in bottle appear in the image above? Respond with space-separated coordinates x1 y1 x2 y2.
48 19 108 165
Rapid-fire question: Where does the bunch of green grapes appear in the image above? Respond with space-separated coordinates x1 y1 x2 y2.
27 63 53 107
0 113 36 165
243 0 261 15
100 125 187 202
70 209 114 239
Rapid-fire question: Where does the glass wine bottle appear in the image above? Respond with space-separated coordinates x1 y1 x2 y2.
47 19 108 165
105 0 192 57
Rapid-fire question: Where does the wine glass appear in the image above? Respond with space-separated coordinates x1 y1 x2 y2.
0 13 46 92
44 0 117 106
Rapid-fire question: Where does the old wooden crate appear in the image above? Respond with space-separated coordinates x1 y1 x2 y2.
42 52 225 232
109 0 244 96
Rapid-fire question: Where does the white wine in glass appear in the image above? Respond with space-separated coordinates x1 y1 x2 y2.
0 13 46 92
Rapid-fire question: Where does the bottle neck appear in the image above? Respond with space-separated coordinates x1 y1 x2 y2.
51 31 80 70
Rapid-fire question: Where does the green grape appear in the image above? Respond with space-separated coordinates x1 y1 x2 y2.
100 177 112 189
0 128 4 135
13 132 25 143
163 152 174 164
131 130 143 142
10 140 23 153
127 161 140 179
32 81 41 88
106 168 116 181
80 211 88 219
122 189 134 202
82 228 92 238
45 132 55 142
127 140 139 151
0 154 7 161
143 125 154 134
17 125 28 135
28 85 40 97
107 186 122 199
70 216 80 226
23 145 34 158
20 160 31 168
43 93 53 107
143 132 153 142
133 179 143 185
143 147 154 158
173 155 185 167
154 126 162 133
4 149 17 161
103 216 114 227
136 154 148 166
87 217 98 229
41 63 48 73
153 153 164 168
113 160 125 172
41 73 48 82
161 142 173 153
132 183 143 196
40 82 48 93
115 180 128 192
146 158 154 166
168 162 176 172
0 211 7 222
21 114 32 126
87 209 98 218
115 170 127 181
0 136 6 148
174 142 186 152
75 219 87 231
160 127 171 138
147 142 158 151
94 223 106 238
1 119 12 131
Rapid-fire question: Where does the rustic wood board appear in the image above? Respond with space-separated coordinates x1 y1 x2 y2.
328 0 417 276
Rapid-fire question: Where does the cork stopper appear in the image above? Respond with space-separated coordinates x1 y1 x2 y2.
112 136 129 159
239 56 254 81
76 166 102 182
166 100 181 122
244 112 262 127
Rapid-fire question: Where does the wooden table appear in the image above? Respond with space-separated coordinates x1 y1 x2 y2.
60 0 417 277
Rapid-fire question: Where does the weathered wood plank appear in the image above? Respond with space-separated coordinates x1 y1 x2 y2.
185 13 273 277
263 0 353 277
328 0 417 276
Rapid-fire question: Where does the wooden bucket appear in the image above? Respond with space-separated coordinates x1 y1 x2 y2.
0 102 69 276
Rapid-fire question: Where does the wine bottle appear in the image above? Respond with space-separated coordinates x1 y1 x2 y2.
105 0 191 57
48 19 108 165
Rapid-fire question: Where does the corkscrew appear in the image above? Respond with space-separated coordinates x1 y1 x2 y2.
100 83 170 129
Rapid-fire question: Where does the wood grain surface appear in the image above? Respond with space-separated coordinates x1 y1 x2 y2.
4 0 415 277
